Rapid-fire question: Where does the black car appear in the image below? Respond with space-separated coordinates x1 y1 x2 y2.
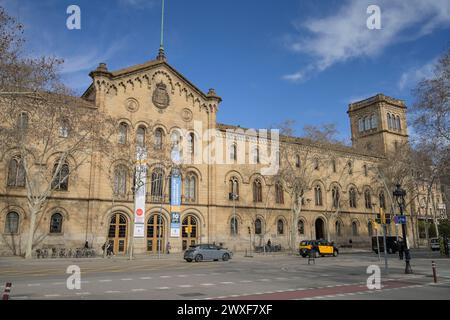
372 236 401 254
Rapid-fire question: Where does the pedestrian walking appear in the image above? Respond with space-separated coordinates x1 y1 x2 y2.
398 240 404 260
166 242 171 254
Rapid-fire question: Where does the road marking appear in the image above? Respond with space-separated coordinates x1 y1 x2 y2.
156 287 170 290
121 278 133 281
194 274 206 276
258 279 271 282
99 279 112 282
200 283 215 286
177 275 187 278
219 282 234 285
240 280 253 283
105 290 120 294
275 277 288 280
140 277 152 280
131 289 147 292
28 283 41 287
160 276 171 278
44 294 61 297
76 292 91 295
178 285 193 288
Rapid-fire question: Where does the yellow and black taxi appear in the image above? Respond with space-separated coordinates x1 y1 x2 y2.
299 240 339 258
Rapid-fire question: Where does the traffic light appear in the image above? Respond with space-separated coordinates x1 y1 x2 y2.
385 213 391 225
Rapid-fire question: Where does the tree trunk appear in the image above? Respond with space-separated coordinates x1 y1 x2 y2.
24 205 39 259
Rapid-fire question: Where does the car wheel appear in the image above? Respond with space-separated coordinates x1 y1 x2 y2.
333 250 338 257
222 253 230 261
195 254 203 262
314 251 320 258
186 258 192 262
301 254 307 258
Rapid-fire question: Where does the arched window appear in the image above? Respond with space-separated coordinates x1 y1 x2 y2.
229 177 239 199
379 191 386 210
364 117 371 131
18 112 28 131
230 143 237 162
396 116 401 131
349 187 357 208
51 161 69 191
392 115 397 130
184 173 196 203
332 186 340 209
387 113 392 130
151 169 164 202
154 128 164 150
298 220 305 235
295 154 301 168
335 220 342 237
314 158 319 170
113 165 127 196
5 212 19 234
230 217 238 236
253 179 262 202
371 114 377 129
255 218 262 235
50 213 63 234
364 189 372 209
252 147 260 164
368 221 374 237
187 132 195 157
277 219 284 235
118 123 128 144
7 157 26 187
348 161 353 175
358 118 364 132
60 119 70 138
314 185 323 206
363 164 368 177
352 221 358 236
136 126 146 148
275 182 284 204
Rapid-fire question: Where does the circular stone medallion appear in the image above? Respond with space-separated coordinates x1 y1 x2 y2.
125 98 139 113
181 108 193 122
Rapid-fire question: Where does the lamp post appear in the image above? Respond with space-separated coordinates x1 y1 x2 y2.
393 184 413 274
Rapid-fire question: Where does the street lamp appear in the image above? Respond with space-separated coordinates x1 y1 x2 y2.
393 184 413 274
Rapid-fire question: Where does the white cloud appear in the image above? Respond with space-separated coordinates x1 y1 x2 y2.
284 0 450 82
398 57 438 91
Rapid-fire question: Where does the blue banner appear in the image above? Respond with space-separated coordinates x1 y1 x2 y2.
170 174 181 206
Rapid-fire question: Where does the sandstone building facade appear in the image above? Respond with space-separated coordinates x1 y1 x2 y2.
0 52 444 256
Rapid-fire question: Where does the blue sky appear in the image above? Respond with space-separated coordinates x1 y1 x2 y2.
1 0 449 142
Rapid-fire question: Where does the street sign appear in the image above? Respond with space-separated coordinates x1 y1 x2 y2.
394 215 407 225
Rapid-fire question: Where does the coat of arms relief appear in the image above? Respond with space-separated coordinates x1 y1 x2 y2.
152 81 170 111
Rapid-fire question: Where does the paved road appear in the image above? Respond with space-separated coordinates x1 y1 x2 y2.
1 250 449 300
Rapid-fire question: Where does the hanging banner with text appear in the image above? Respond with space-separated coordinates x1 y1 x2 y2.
134 147 147 238
170 169 181 237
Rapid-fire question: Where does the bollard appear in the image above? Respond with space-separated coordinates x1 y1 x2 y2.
432 261 437 283
2 282 12 300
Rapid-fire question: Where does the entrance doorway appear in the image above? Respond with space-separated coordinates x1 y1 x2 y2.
108 213 128 254
315 218 325 240
182 215 198 250
147 214 165 253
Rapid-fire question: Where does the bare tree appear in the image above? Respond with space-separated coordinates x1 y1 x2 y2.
0 7 117 258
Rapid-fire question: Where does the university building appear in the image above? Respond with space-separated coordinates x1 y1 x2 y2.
0 50 444 256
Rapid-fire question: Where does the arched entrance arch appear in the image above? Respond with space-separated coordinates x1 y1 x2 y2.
107 213 128 254
182 215 199 250
315 218 325 240
146 214 166 253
